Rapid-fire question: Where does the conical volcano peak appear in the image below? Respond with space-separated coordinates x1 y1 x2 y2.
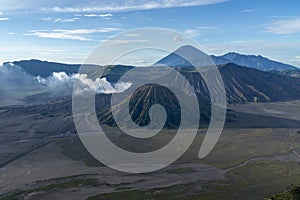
174 45 201 52
155 45 212 68
173 45 207 57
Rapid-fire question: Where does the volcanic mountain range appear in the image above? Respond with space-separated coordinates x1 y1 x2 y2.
2 45 300 128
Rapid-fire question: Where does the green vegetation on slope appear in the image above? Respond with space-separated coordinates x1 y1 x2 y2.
265 186 300 200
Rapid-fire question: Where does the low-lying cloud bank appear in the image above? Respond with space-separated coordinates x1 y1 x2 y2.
0 63 131 105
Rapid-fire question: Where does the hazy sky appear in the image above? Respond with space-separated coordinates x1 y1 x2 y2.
0 0 300 67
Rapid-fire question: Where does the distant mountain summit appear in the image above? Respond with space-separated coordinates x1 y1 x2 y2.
155 45 299 71
212 52 298 71
155 45 212 68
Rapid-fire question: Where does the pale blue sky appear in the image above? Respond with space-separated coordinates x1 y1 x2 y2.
0 0 300 67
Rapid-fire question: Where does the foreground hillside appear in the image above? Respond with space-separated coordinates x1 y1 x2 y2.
265 186 300 200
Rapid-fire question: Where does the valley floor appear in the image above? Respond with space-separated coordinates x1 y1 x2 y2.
1 101 300 200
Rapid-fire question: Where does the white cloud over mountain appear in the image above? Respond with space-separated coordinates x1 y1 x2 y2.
265 18 300 34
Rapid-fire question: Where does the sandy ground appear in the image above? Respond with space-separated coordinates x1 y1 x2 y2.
229 100 300 121
1 134 300 199
1 101 300 199
0 141 227 198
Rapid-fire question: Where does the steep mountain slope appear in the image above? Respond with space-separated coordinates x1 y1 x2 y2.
98 62 300 127
159 63 300 103
273 69 300 77
98 84 210 128
218 63 300 103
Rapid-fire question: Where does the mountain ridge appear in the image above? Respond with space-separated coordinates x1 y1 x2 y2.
155 45 299 71
212 52 298 71
3 57 300 104
5 46 299 79
2 59 300 128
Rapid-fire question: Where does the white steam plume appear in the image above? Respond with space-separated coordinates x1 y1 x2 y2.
0 63 131 105
36 72 132 94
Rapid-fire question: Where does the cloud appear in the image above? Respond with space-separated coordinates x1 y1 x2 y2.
26 30 90 41
183 26 218 37
173 35 184 42
198 26 219 30
84 13 112 18
0 17 10 21
29 0 228 13
184 29 202 37
125 33 139 37
0 63 44 105
265 18 300 34
25 28 120 41
240 9 257 13
103 39 148 46
129 60 146 64
41 17 79 23
291 56 300 64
